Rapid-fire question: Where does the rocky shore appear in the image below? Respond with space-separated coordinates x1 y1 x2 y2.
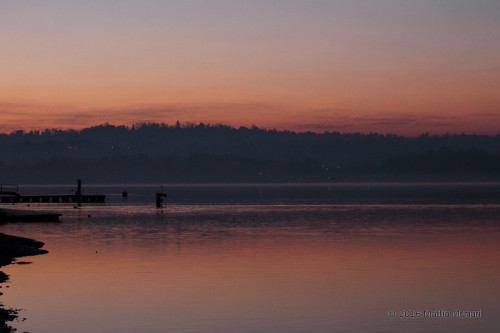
0 233 48 333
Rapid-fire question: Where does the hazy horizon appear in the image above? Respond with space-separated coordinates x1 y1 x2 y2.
1 120 499 137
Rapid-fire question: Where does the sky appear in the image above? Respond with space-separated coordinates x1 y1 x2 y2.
1 0 500 135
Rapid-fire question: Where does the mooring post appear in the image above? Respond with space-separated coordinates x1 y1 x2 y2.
76 179 82 207
156 192 167 208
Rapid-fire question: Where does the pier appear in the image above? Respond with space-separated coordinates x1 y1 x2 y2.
0 180 105 204
0 194 105 204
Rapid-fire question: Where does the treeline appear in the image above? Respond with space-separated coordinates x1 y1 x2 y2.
1 123 500 183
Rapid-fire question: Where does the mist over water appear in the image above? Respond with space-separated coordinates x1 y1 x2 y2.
1 183 500 332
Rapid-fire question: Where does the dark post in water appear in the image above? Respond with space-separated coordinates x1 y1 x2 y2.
156 192 167 208
76 179 82 207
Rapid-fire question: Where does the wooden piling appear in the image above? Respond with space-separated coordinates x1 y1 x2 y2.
76 179 82 207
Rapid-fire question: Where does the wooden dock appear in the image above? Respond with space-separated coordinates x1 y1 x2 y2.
0 194 105 204
0 180 105 205
0 208 61 223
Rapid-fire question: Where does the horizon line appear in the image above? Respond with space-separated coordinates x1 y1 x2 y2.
1 121 498 138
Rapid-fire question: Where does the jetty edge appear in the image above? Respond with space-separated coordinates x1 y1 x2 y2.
0 233 48 332
0 180 105 205
0 208 61 223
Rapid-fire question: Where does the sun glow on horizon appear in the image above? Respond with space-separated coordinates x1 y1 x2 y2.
0 102 499 137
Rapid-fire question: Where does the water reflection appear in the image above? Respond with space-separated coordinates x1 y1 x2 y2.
1 200 500 332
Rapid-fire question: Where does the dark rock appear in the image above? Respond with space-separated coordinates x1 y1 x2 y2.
0 233 47 333
0 307 19 333
0 233 47 268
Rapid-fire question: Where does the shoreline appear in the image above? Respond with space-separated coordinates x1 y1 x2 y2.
0 233 48 333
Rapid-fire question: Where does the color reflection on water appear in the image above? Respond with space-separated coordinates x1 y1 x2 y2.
1 200 500 332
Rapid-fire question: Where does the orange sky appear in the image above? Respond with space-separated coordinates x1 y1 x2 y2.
1 1 499 135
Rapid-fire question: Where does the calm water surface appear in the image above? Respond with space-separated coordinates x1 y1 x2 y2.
1 183 500 332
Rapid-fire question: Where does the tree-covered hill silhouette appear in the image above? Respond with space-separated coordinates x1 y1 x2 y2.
1 123 499 183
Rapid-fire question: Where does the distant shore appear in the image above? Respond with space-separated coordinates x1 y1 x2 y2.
0 233 48 333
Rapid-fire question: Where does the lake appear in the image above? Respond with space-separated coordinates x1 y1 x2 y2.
1 183 500 332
